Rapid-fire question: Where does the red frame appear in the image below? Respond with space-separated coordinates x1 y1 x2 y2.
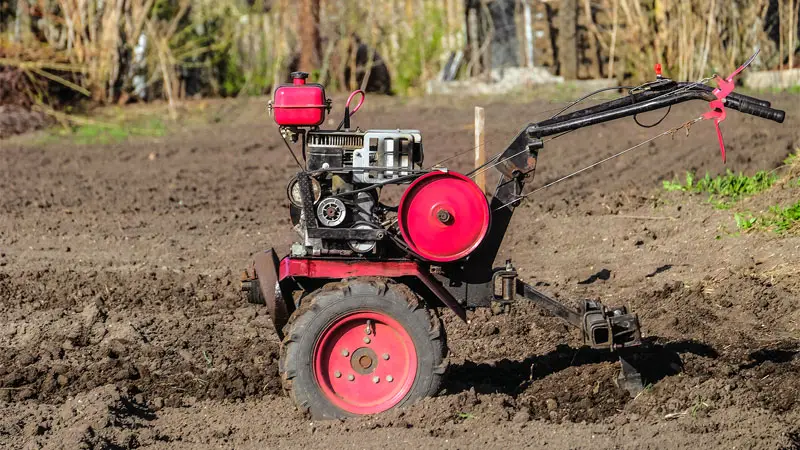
280 258 421 280
278 257 467 322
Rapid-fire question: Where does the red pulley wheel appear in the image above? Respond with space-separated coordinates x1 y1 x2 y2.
398 171 490 262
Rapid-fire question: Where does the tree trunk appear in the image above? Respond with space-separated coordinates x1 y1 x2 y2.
558 0 578 79
299 0 321 73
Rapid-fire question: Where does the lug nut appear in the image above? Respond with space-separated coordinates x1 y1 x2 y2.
382 353 390 360
334 371 341 378
348 374 355 381
386 375 393 382
372 376 380 383
363 337 371 344
341 349 349 357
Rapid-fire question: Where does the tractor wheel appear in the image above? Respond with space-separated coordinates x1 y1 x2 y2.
279 279 447 419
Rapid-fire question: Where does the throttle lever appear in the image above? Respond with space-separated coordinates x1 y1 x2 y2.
701 49 759 163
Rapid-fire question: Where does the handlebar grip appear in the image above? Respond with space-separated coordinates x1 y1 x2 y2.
728 93 771 108
728 99 786 123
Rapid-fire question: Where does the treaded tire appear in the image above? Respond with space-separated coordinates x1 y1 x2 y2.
279 278 447 419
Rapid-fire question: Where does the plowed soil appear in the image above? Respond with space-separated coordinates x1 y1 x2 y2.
1 92 799 449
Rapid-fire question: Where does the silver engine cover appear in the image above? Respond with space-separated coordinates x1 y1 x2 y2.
351 130 422 183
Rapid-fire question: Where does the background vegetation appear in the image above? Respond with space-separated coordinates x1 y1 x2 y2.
0 0 798 109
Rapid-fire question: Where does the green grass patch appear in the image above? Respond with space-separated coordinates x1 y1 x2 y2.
670 150 799 236
784 151 799 167
662 170 778 209
735 199 800 234
766 85 800 95
44 117 167 145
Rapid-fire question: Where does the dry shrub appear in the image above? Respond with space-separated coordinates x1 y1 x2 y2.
0 66 37 108
0 0 796 107
1 0 157 104
582 0 795 81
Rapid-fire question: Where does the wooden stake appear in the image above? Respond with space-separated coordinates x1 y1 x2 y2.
474 106 486 194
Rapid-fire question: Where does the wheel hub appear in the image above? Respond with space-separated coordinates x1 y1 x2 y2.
313 311 417 415
351 347 378 374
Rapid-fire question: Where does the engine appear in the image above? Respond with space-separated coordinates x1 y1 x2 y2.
271 71 488 261
286 129 424 257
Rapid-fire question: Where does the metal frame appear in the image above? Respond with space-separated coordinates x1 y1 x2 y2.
275 257 467 322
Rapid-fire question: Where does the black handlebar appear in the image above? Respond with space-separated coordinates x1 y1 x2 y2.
528 81 786 138
725 97 786 123
670 82 784 123
728 93 771 108
529 90 714 138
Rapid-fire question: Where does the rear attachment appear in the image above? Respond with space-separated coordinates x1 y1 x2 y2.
491 262 644 394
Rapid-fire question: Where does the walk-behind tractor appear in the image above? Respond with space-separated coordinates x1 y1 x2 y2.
241 54 785 419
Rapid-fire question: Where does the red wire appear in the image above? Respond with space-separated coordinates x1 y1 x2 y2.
345 90 365 115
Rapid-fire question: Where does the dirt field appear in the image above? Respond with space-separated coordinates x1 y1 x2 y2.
1 92 799 449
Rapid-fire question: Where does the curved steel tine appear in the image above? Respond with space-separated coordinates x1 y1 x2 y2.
728 48 760 80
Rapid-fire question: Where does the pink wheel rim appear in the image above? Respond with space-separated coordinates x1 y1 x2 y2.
313 311 417 415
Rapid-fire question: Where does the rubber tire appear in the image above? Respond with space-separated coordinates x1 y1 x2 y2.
279 278 448 419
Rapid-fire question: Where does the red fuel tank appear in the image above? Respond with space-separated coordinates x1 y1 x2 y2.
272 72 328 127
